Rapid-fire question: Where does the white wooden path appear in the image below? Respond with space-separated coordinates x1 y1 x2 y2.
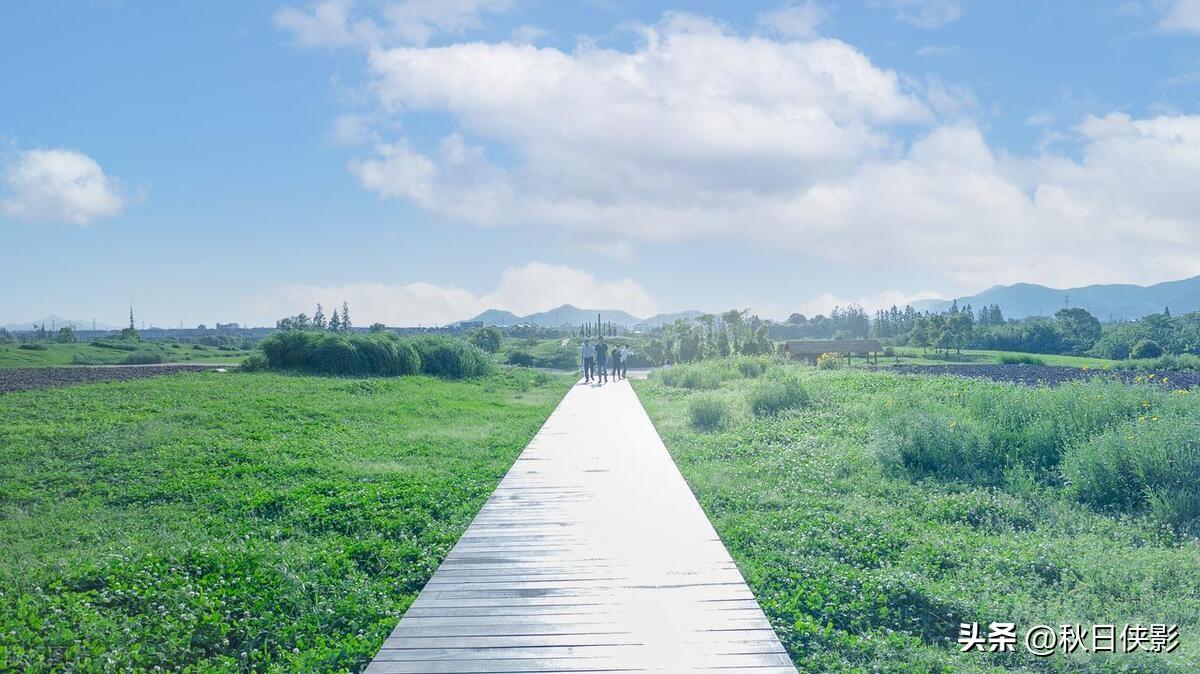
366 379 797 673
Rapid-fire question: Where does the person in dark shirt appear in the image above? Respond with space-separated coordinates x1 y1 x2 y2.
594 337 609 384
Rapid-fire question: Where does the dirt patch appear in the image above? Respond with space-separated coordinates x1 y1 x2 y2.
0 365 228 394
884 364 1200 388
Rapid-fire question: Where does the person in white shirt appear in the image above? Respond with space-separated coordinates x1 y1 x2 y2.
581 339 594 382
619 345 629 379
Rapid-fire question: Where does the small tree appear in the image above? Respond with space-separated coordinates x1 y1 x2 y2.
56 326 78 343
328 311 341 332
369 322 387 333
341 302 352 332
468 327 502 353
314 304 327 330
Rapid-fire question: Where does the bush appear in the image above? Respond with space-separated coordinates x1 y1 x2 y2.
1063 416 1200 533
734 356 771 379
998 354 1044 365
409 335 493 379
18 343 49 351
748 375 810 417
240 353 269 372
1130 338 1164 359
55 326 78 343
816 352 840 370
259 331 422 377
658 363 723 390
91 339 139 351
506 350 535 367
689 394 731 431
467 327 503 353
124 351 165 365
874 411 1000 485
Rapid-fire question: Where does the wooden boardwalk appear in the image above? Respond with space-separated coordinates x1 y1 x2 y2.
365 379 797 673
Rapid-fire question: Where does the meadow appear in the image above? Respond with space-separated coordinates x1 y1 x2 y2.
635 360 1200 672
0 368 571 672
0 341 254 368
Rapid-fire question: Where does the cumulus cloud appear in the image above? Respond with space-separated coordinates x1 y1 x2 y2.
239 262 658 326
1 148 129 225
1160 0 1200 33
292 9 1200 292
274 0 513 48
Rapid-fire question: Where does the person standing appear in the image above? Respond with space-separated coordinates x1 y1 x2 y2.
619 344 629 379
581 339 594 383
594 337 609 384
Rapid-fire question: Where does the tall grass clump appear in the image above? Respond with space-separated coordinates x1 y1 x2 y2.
1063 415 1200 534
409 334 493 379
689 393 731 431
658 363 724 390
874 410 999 484
997 353 1044 365
748 374 810 417
259 331 422 376
123 351 165 365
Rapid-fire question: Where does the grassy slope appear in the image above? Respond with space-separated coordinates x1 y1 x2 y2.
635 367 1200 673
0 342 253 367
0 369 570 673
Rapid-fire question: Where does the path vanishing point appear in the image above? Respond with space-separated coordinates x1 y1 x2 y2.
366 378 798 673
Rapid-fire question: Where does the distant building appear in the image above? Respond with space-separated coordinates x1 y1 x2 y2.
215 322 240 330
458 321 484 329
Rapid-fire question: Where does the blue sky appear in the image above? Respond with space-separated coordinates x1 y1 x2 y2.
3 0 1200 327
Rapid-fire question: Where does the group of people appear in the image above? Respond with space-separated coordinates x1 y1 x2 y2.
580 337 629 384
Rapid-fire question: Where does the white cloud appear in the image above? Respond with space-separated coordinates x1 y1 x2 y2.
239 262 658 326
1 148 129 225
869 0 963 28
1160 0 1200 33
795 289 943 317
757 1 827 39
303 11 1200 293
329 113 378 146
274 0 513 48
510 24 547 44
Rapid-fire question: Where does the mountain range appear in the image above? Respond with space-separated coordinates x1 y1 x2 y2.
913 275 1200 320
466 305 703 328
3 315 120 331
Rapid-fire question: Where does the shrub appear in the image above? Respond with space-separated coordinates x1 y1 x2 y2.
998 354 1044 365
734 356 771 379
467 327 503 353
506 350 535 367
816 352 840 370
658 363 723 390
91 340 139 351
259 331 422 377
240 353 269 372
1130 338 1164 359
689 394 731 431
55 326 78 343
18 343 49 351
874 411 1000 484
1063 416 1200 533
748 375 811 417
409 335 493 379
124 351 165 365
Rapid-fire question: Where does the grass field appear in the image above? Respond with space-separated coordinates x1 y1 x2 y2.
0 342 254 368
875 347 1121 369
635 362 1200 672
0 368 571 673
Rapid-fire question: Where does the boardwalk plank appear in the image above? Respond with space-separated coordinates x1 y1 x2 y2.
366 380 796 673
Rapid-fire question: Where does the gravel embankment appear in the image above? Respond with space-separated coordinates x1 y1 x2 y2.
883 364 1200 388
0 365 228 394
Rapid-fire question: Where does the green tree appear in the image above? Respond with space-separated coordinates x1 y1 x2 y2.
314 304 327 330
468 327 502 353
340 302 352 332
55 326 78 343
328 311 341 332
1054 307 1102 353
369 322 387 333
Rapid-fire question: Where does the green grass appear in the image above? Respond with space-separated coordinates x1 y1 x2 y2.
0 368 571 673
879 347 1122 369
0 342 254 368
635 362 1200 672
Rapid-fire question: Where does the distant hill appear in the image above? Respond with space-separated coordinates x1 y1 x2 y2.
3 315 119 331
913 275 1200 320
465 304 704 328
